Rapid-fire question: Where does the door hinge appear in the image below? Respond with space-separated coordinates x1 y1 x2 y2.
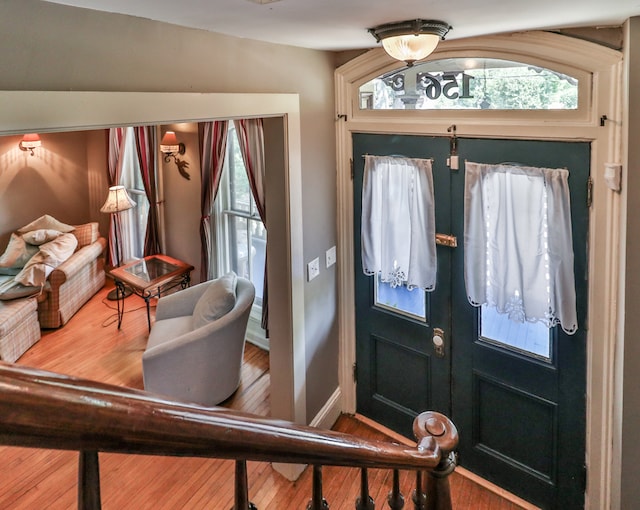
587 177 593 208
352 362 357 383
350 158 354 180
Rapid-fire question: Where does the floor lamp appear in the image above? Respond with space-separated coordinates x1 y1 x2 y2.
100 185 136 300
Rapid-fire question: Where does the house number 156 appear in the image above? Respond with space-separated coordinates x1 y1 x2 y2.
417 72 475 101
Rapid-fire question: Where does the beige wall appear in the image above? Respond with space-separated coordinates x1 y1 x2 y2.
0 0 338 421
0 131 94 247
160 123 203 282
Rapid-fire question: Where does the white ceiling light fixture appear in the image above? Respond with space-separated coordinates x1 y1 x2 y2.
369 19 451 67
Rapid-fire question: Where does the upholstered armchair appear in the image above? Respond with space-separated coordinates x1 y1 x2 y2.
142 274 255 407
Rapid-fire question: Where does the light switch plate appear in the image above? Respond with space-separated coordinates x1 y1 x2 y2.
326 246 336 268
307 257 320 281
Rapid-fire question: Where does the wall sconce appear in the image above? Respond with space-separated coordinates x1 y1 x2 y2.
19 133 42 156
369 19 451 67
160 131 190 180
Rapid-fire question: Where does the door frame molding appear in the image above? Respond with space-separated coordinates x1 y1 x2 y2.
335 31 622 509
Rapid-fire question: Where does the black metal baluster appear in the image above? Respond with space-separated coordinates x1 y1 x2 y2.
412 471 426 510
355 468 375 509
307 465 329 510
78 450 101 510
387 469 405 510
233 460 257 510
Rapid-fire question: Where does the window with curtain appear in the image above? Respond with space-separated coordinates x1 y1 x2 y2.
464 161 577 358
119 127 150 262
361 155 437 291
213 124 267 307
360 155 437 320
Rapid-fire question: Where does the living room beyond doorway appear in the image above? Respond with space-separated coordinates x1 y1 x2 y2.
19 280 271 417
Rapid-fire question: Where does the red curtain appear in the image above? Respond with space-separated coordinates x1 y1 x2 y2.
198 121 229 282
133 126 161 256
234 118 268 332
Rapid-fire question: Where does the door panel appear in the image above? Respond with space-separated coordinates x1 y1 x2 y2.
353 133 588 509
451 138 588 509
353 134 451 438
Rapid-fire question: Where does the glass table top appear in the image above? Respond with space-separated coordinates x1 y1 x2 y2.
123 257 180 283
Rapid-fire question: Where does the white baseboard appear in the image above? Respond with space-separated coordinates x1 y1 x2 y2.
246 335 269 351
309 387 342 430
246 315 269 351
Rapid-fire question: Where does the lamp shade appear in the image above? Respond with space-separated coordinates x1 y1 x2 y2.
160 131 180 154
20 133 41 149
100 185 136 214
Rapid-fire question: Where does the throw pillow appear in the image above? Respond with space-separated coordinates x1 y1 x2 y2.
0 233 39 269
21 229 62 246
14 233 78 288
17 214 75 234
192 271 238 329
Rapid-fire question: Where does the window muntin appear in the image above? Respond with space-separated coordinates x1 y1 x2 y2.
359 58 578 111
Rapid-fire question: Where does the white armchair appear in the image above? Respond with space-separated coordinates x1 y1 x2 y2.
142 274 255 407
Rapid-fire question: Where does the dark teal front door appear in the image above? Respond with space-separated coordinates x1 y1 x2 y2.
353 133 589 509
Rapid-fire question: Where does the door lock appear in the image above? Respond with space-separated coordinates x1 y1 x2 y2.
433 328 446 358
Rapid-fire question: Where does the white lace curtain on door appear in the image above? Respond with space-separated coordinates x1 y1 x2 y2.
464 162 578 334
361 155 437 291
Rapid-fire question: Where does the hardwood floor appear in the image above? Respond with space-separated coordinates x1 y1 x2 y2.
0 282 534 509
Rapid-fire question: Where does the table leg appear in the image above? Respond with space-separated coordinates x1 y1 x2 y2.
115 281 126 329
145 295 152 332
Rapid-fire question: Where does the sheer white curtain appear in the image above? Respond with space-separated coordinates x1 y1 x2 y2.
361 155 437 291
464 162 577 334
234 118 268 331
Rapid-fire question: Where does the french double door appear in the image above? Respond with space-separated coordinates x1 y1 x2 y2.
353 133 589 509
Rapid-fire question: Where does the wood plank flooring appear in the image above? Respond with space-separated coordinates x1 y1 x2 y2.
0 282 534 509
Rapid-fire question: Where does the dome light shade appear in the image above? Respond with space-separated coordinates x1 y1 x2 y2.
382 34 440 64
369 19 451 66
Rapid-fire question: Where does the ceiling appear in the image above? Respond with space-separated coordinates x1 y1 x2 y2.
43 0 640 51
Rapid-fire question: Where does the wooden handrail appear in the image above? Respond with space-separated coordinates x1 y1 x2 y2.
0 363 444 471
0 362 460 509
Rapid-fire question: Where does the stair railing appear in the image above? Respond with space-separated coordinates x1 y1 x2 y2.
0 363 458 509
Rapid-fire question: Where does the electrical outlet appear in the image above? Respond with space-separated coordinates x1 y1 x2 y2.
307 257 320 281
326 246 336 268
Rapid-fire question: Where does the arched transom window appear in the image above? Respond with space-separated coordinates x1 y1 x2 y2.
358 57 579 111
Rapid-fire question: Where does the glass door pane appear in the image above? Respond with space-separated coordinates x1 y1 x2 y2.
480 305 552 360
374 275 426 321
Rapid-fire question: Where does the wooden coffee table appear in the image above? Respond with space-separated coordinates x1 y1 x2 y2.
108 254 194 331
